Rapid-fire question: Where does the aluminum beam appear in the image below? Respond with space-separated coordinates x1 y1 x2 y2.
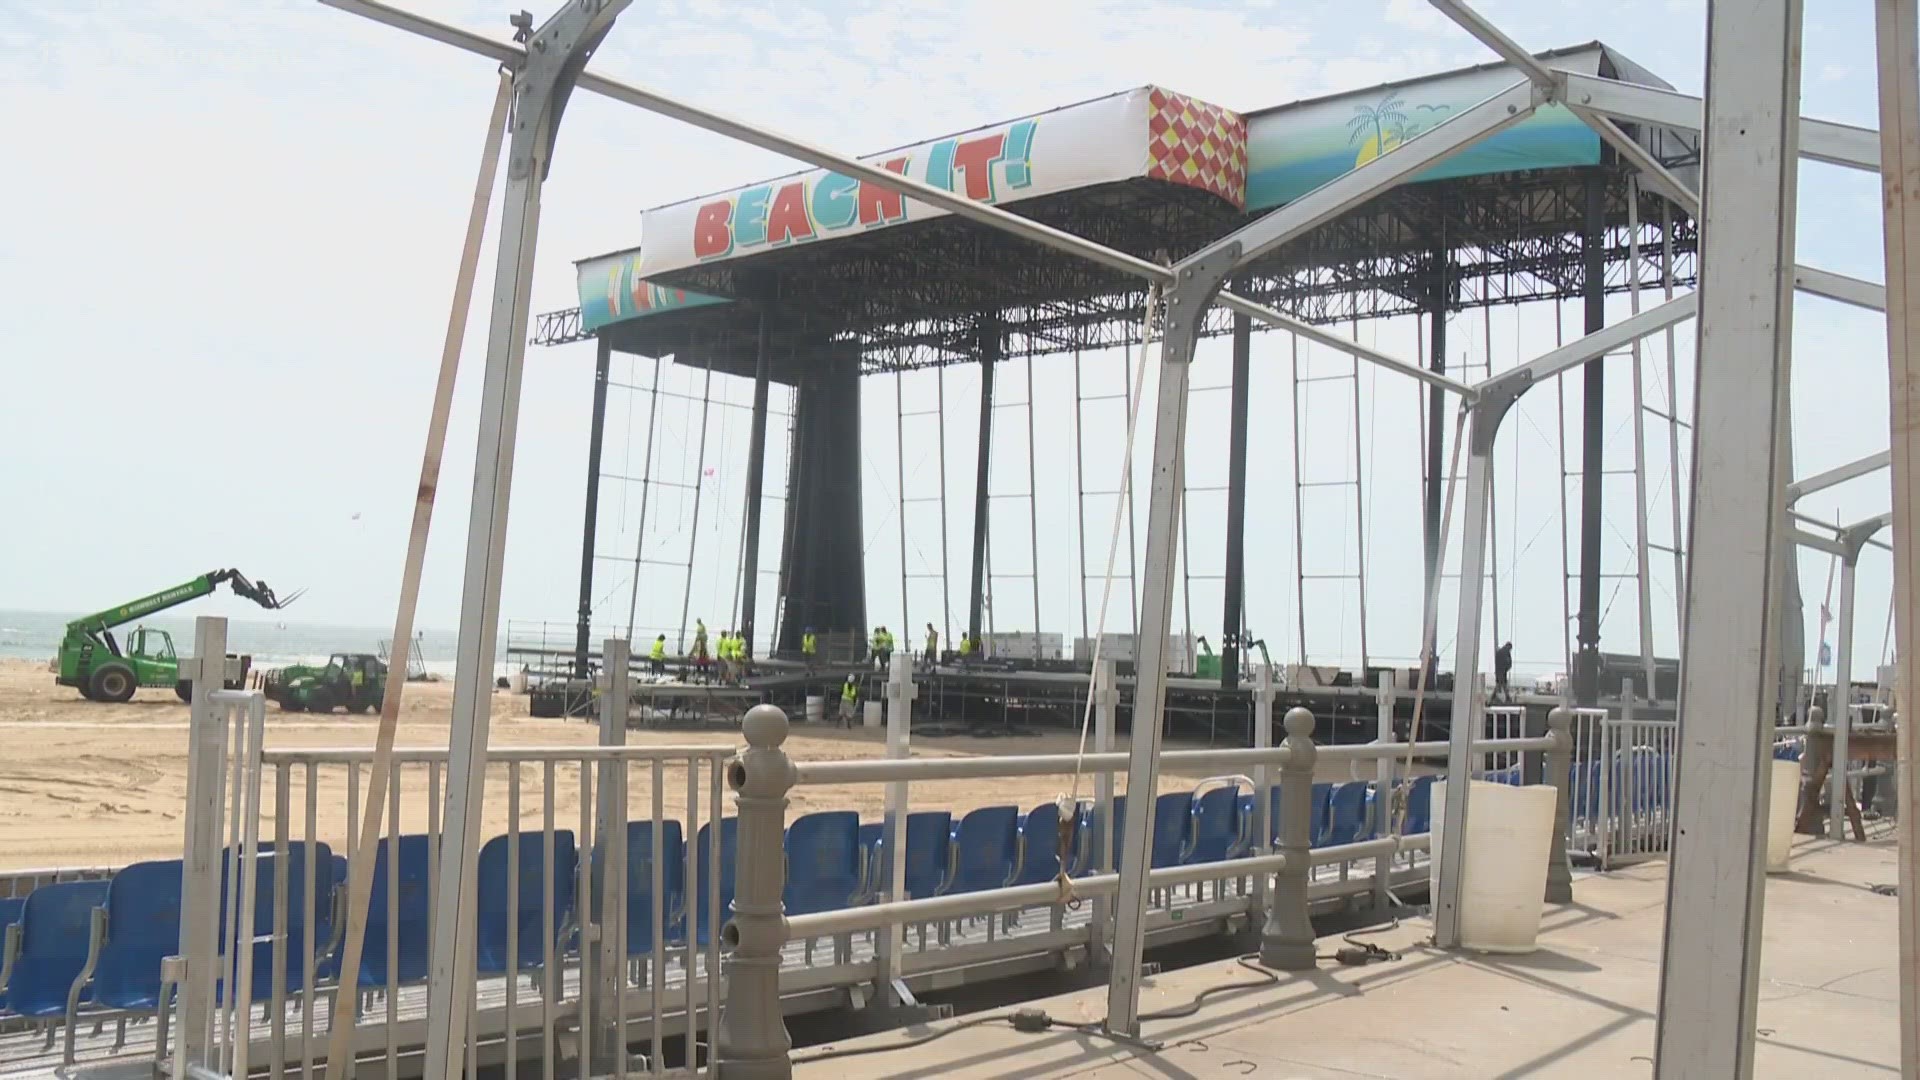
1516 292 1699 383
1787 450 1892 504
1654 1 1803 1074
419 5 630 1078
1559 69 1880 172
1789 527 1848 557
1796 266 1890 311
1873 1 1920 1063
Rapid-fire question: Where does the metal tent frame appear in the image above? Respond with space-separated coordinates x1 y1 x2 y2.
320 0 1917 1075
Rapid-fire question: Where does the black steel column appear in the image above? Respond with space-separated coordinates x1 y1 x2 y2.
574 336 612 677
966 320 999 644
737 316 772 658
1423 263 1447 661
1220 311 1252 689
1574 170 1608 706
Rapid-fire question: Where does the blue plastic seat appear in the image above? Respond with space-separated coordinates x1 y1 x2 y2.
1403 776 1435 834
1323 782 1373 846
594 821 683 956
1185 785 1245 863
240 843 336 999
856 822 884 898
475 830 577 975
1010 804 1072 886
1109 793 1192 870
0 896 24 1012
691 818 739 945
354 834 434 988
4 881 109 1018
947 806 1020 893
784 812 862 915
1310 784 1333 845
900 811 954 898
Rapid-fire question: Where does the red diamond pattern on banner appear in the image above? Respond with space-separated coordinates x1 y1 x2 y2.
1145 87 1248 209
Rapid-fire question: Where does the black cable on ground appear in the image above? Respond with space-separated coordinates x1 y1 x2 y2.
797 956 1296 1061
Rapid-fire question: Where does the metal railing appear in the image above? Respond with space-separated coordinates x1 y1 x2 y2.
124 644 1575 1080
1564 703 1679 869
140 639 736 1079
711 655 1576 1068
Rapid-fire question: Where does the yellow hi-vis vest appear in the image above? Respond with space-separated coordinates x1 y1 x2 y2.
650 639 666 661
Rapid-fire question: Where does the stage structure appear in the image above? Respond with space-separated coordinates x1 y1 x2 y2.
320 0 1920 1072
537 47 1705 700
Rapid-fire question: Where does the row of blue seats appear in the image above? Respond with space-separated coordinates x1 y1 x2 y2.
0 778 1441 1032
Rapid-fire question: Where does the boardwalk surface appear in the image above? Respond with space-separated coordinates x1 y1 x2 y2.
795 837 1902 1078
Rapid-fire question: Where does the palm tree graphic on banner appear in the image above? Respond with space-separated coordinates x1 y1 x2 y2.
1349 93 1410 165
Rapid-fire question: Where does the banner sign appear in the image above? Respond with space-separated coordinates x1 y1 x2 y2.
576 86 1246 331
1244 47 1608 211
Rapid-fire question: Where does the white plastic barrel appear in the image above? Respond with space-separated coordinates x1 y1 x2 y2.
1430 780 1558 953
1767 759 1801 872
805 695 825 724
863 701 883 729
509 669 528 694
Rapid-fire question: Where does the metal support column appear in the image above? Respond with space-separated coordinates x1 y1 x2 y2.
1832 552 1860 839
1628 181 1659 698
1423 281 1448 660
1433 376 1524 948
1872 1 1920 1063
896 369 910 637
1074 346 1093 645
1025 355 1044 653
738 317 772 657
622 355 663 637
677 354 715 652
936 362 953 650
424 5 629 1076
1106 246 1240 1038
1221 312 1252 689
1654 2 1802 1072
575 337 612 677
967 323 998 646
1574 170 1608 706
1662 201 1688 640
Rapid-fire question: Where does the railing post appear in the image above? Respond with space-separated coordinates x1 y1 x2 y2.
1249 664 1276 916
1087 660 1118 947
177 616 230 1075
1263 706 1317 970
716 705 795 1080
1372 680 1395 912
1545 707 1574 904
877 654 917 1002
592 639 630 1066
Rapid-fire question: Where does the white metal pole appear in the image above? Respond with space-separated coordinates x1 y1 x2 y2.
1628 179 1659 700
1433 430 1494 948
1654 1 1802 1074
424 7 630 1075
1832 555 1859 840
1871 1 1920 1066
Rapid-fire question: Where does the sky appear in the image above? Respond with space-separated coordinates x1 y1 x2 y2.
0 0 1900 681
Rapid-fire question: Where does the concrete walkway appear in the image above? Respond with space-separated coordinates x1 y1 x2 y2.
794 838 1901 1078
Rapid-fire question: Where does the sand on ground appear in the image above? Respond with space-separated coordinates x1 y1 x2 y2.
0 658 1284 872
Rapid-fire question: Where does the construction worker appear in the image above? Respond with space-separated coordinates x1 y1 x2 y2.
692 619 710 684
840 672 859 727
715 630 732 684
871 625 888 669
802 626 818 672
649 634 667 677
923 622 939 671
958 632 975 665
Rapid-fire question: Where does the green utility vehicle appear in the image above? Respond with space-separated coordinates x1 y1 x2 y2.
264 654 387 714
56 569 300 703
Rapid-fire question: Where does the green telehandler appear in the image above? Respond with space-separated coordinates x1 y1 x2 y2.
55 569 302 703
263 654 387 714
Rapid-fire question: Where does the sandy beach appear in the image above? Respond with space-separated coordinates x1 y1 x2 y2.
0 658 1259 872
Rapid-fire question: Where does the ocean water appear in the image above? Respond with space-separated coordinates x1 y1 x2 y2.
0 608 490 679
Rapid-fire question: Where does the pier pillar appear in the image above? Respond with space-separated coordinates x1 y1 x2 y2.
1262 706 1318 970
1545 706 1574 904
716 705 795 1080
